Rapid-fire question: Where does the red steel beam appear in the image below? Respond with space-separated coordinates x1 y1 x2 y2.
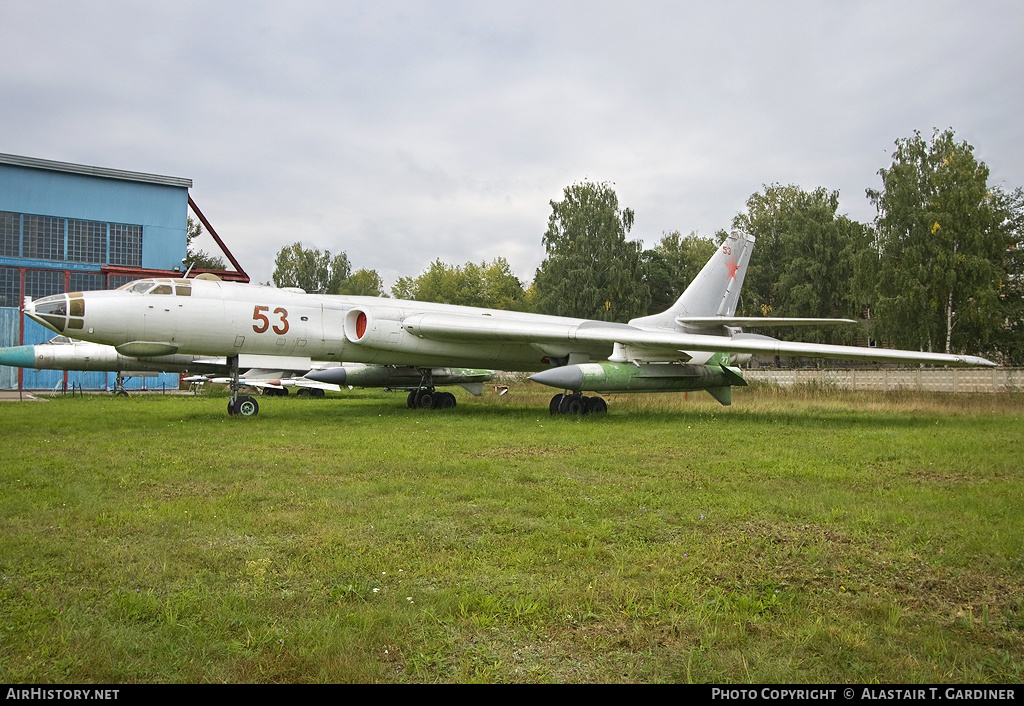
187 195 249 282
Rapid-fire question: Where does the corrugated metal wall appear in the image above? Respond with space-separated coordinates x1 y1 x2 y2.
0 307 17 388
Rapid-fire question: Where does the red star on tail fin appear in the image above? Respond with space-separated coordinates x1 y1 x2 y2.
725 256 739 279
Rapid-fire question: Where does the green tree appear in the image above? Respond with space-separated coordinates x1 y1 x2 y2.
391 276 416 300
867 129 1020 356
733 184 874 344
184 216 227 271
337 268 386 297
477 258 530 311
641 230 719 314
272 242 351 294
989 188 1024 364
413 259 466 304
534 181 650 321
392 258 528 310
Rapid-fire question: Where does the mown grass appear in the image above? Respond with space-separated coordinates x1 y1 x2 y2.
1 383 1022 683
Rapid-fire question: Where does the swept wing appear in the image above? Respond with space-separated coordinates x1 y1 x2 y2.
401 311 994 367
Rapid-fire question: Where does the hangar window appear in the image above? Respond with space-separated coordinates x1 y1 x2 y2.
22 215 64 261
0 267 18 307
67 219 107 264
109 224 142 267
70 272 106 292
1 212 19 257
107 275 136 289
24 269 65 300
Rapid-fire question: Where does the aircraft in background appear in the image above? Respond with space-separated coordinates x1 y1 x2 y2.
0 336 493 413
0 336 243 395
22 231 995 417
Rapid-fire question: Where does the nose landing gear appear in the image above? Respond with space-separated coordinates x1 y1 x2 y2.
226 355 259 417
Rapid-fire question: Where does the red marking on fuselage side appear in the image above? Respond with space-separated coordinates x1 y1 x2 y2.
725 256 739 280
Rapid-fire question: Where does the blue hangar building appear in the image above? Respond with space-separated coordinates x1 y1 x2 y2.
0 152 240 391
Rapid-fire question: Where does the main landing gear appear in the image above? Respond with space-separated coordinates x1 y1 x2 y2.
549 392 608 416
225 355 259 418
113 373 129 397
406 369 457 410
407 388 457 410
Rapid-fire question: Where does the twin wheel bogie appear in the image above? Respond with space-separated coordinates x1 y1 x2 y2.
407 389 457 410
549 392 608 416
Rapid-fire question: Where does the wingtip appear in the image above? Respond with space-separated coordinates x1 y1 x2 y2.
954 355 998 367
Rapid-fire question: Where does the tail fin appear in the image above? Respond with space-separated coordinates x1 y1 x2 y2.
630 230 755 329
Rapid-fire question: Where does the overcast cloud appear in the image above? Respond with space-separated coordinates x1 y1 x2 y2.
1 0 1022 287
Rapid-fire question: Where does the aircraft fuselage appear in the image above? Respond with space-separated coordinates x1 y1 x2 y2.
25 278 624 372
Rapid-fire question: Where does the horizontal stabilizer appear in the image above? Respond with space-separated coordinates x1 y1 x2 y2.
677 317 857 327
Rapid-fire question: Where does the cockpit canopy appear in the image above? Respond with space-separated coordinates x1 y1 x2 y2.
117 278 192 296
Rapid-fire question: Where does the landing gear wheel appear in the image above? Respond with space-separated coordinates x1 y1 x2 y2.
549 393 564 415
558 393 587 415
407 390 418 408
417 391 435 409
585 396 608 414
235 395 259 417
439 392 457 409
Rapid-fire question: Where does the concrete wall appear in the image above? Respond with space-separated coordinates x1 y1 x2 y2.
745 367 1024 393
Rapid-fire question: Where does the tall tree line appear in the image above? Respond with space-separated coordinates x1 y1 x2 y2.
270 129 1024 363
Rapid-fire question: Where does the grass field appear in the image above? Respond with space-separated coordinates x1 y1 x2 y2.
1 383 1022 683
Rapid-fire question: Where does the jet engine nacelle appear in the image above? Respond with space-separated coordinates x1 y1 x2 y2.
342 307 415 353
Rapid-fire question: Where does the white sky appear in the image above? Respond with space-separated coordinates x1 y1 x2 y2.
2 1 1022 287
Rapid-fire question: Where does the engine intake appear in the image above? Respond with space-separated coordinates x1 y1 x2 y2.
344 309 370 343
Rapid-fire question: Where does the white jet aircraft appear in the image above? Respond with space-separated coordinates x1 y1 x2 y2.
22 231 995 417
